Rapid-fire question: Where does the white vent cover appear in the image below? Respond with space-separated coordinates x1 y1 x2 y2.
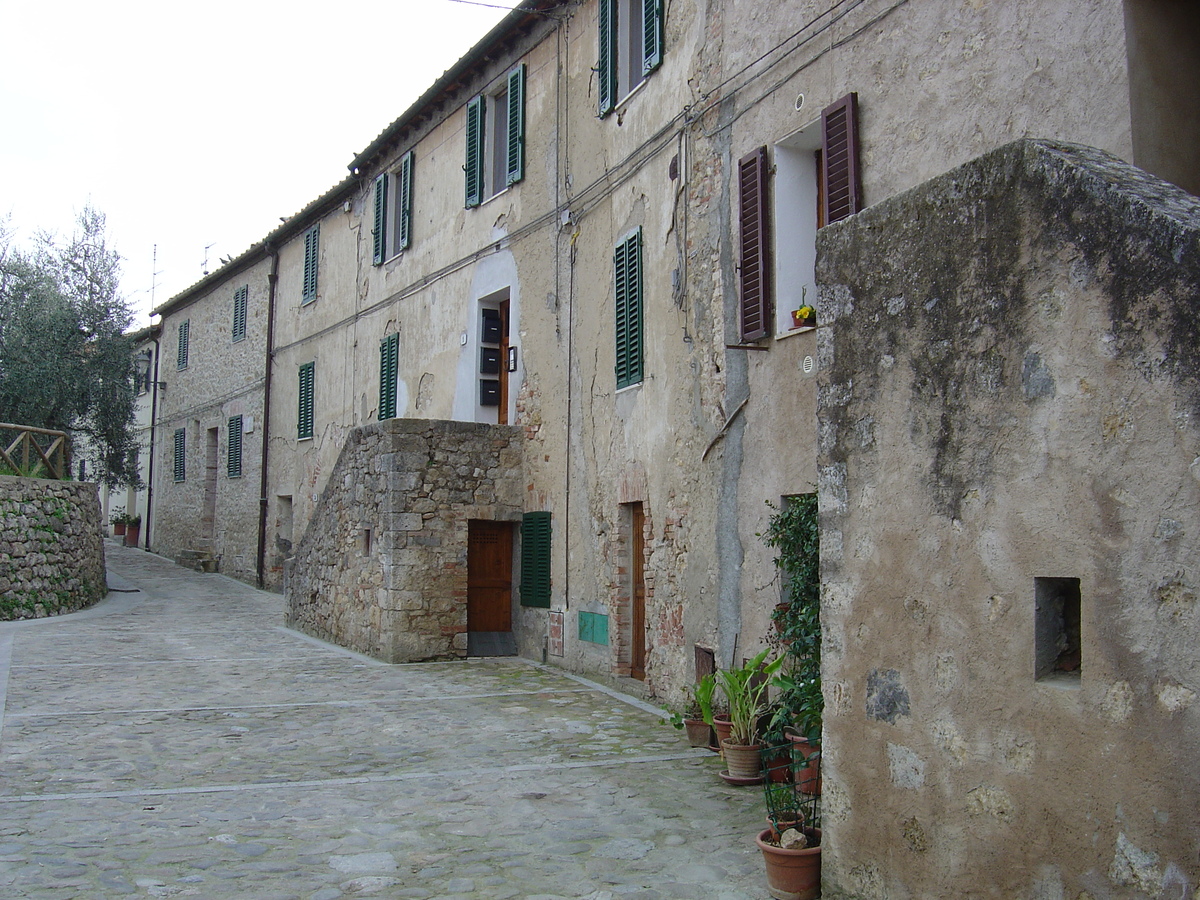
802 355 815 375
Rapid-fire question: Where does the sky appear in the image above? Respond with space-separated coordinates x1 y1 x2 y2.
1 0 516 327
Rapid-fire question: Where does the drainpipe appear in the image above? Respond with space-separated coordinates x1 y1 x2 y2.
256 245 279 588
144 330 161 551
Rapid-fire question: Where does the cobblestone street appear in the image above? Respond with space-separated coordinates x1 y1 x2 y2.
0 541 769 899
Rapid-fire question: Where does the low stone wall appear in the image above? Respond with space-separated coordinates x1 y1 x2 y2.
0 476 106 619
285 418 523 662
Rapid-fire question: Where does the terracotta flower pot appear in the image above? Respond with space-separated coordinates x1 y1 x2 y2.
123 524 141 547
712 714 733 747
756 827 821 900
789 734 822 796
683 718 712 748
113 523 126 536
721 738 765 781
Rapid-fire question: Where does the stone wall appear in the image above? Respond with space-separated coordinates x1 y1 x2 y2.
816 140 1200 898
285 418 523 662
0 477 106 619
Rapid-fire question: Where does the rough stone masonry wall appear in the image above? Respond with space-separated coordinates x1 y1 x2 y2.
815 140 1200 899
0 476 106 619
285 419 522 663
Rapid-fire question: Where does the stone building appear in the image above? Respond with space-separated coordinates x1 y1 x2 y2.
144 4 1200 891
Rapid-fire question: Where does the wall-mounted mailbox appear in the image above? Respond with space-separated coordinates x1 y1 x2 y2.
479 379 500 406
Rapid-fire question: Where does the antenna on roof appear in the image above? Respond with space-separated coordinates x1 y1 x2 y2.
202 243 215 276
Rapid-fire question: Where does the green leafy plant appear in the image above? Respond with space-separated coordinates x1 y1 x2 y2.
716 647 784 746
695 672 719 728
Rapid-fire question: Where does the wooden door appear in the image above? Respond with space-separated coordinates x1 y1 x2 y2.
468 520 513 633
631 503 646 680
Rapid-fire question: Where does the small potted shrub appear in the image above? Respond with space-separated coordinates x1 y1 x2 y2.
715 648 783 782
123 513 141 548
110 509 127 536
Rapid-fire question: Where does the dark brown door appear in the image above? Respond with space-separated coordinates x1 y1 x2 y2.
468 520 513 633
631 503 646 680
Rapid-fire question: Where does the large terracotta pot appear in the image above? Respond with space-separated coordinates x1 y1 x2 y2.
756 827 821 900
789 734 822 796
721 738 764 780
683 718 712 748
123 523 141 548
712 714 733 747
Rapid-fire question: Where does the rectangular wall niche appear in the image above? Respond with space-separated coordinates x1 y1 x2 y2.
1035 577 1082 682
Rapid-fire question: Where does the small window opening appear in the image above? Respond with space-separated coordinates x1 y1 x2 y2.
1035 577 1081 682
361 528 372 555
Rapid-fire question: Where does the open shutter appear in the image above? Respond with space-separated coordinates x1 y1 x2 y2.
379 333 399 420
506 64 526 186
177 320 189 369
372 174 388 265
398 151 414 250
642 0 663 75
614 229 644 389
173 428 186 482
821 92 862 225
465 96 485 208
598 0 617 117
298 362 315 439
227 415 243 478
520 511 552 608
302 224 320 303
738 146 772 341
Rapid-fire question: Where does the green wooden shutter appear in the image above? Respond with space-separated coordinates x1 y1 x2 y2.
379 333 399 420
398 151 414 250
173 428 186 482
614 229 644 389
506 65 526 186
372 174 389 265
302 224 320 303
520 511 552 608
465 96 485 208
227 415 243 478
642 0 663 75
232 287 248 342
177 320 189 369
298 361 315 439
598 0 617 117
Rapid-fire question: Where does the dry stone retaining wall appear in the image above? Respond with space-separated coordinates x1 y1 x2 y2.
285 418 523 662
0 476 106 619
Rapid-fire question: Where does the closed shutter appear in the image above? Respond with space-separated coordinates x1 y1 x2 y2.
398 151 414 250
465 96 485 208
597 0 617 116
232 287 248 342
614 229 644 389
177 320 189 369
738 146 771 341
520 511 552 608
227 415 243 478
173 428 186 482
379 333 399 421
506 65 526 186
642 0 663 75
298 362 315 439
821 92 862 225
372 173 389 265
302 224 320 303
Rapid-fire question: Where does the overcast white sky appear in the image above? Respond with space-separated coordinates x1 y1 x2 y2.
1 0 515 326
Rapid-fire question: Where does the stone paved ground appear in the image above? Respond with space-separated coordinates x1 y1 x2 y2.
0 541 771 899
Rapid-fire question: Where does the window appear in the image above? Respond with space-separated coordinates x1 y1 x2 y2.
598 0 663 116
173 428 186 482
379 333 399 420
302 224 319 304
227 415 243 478
520 511 551 608
465 64 526 208
755 92 863 337
177 320 190 370
614 228 644 389
373 151 414 264
232 286 248 342
298 361 315 440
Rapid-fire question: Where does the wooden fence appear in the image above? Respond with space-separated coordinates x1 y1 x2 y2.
0 423 70 480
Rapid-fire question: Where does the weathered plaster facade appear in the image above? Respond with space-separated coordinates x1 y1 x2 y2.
816 139 1200 899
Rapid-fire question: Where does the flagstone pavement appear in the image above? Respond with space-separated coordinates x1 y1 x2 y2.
0 540 771 899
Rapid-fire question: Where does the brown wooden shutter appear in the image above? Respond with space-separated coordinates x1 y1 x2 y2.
738 146 771 342
821 92 862 225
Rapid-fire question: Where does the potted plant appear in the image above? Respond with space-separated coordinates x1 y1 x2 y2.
123 513 141 548
664 685 713 748
110 508 127 536
790 304 816 329
716 647 783 782
758 746 822 900
695 671 731 750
